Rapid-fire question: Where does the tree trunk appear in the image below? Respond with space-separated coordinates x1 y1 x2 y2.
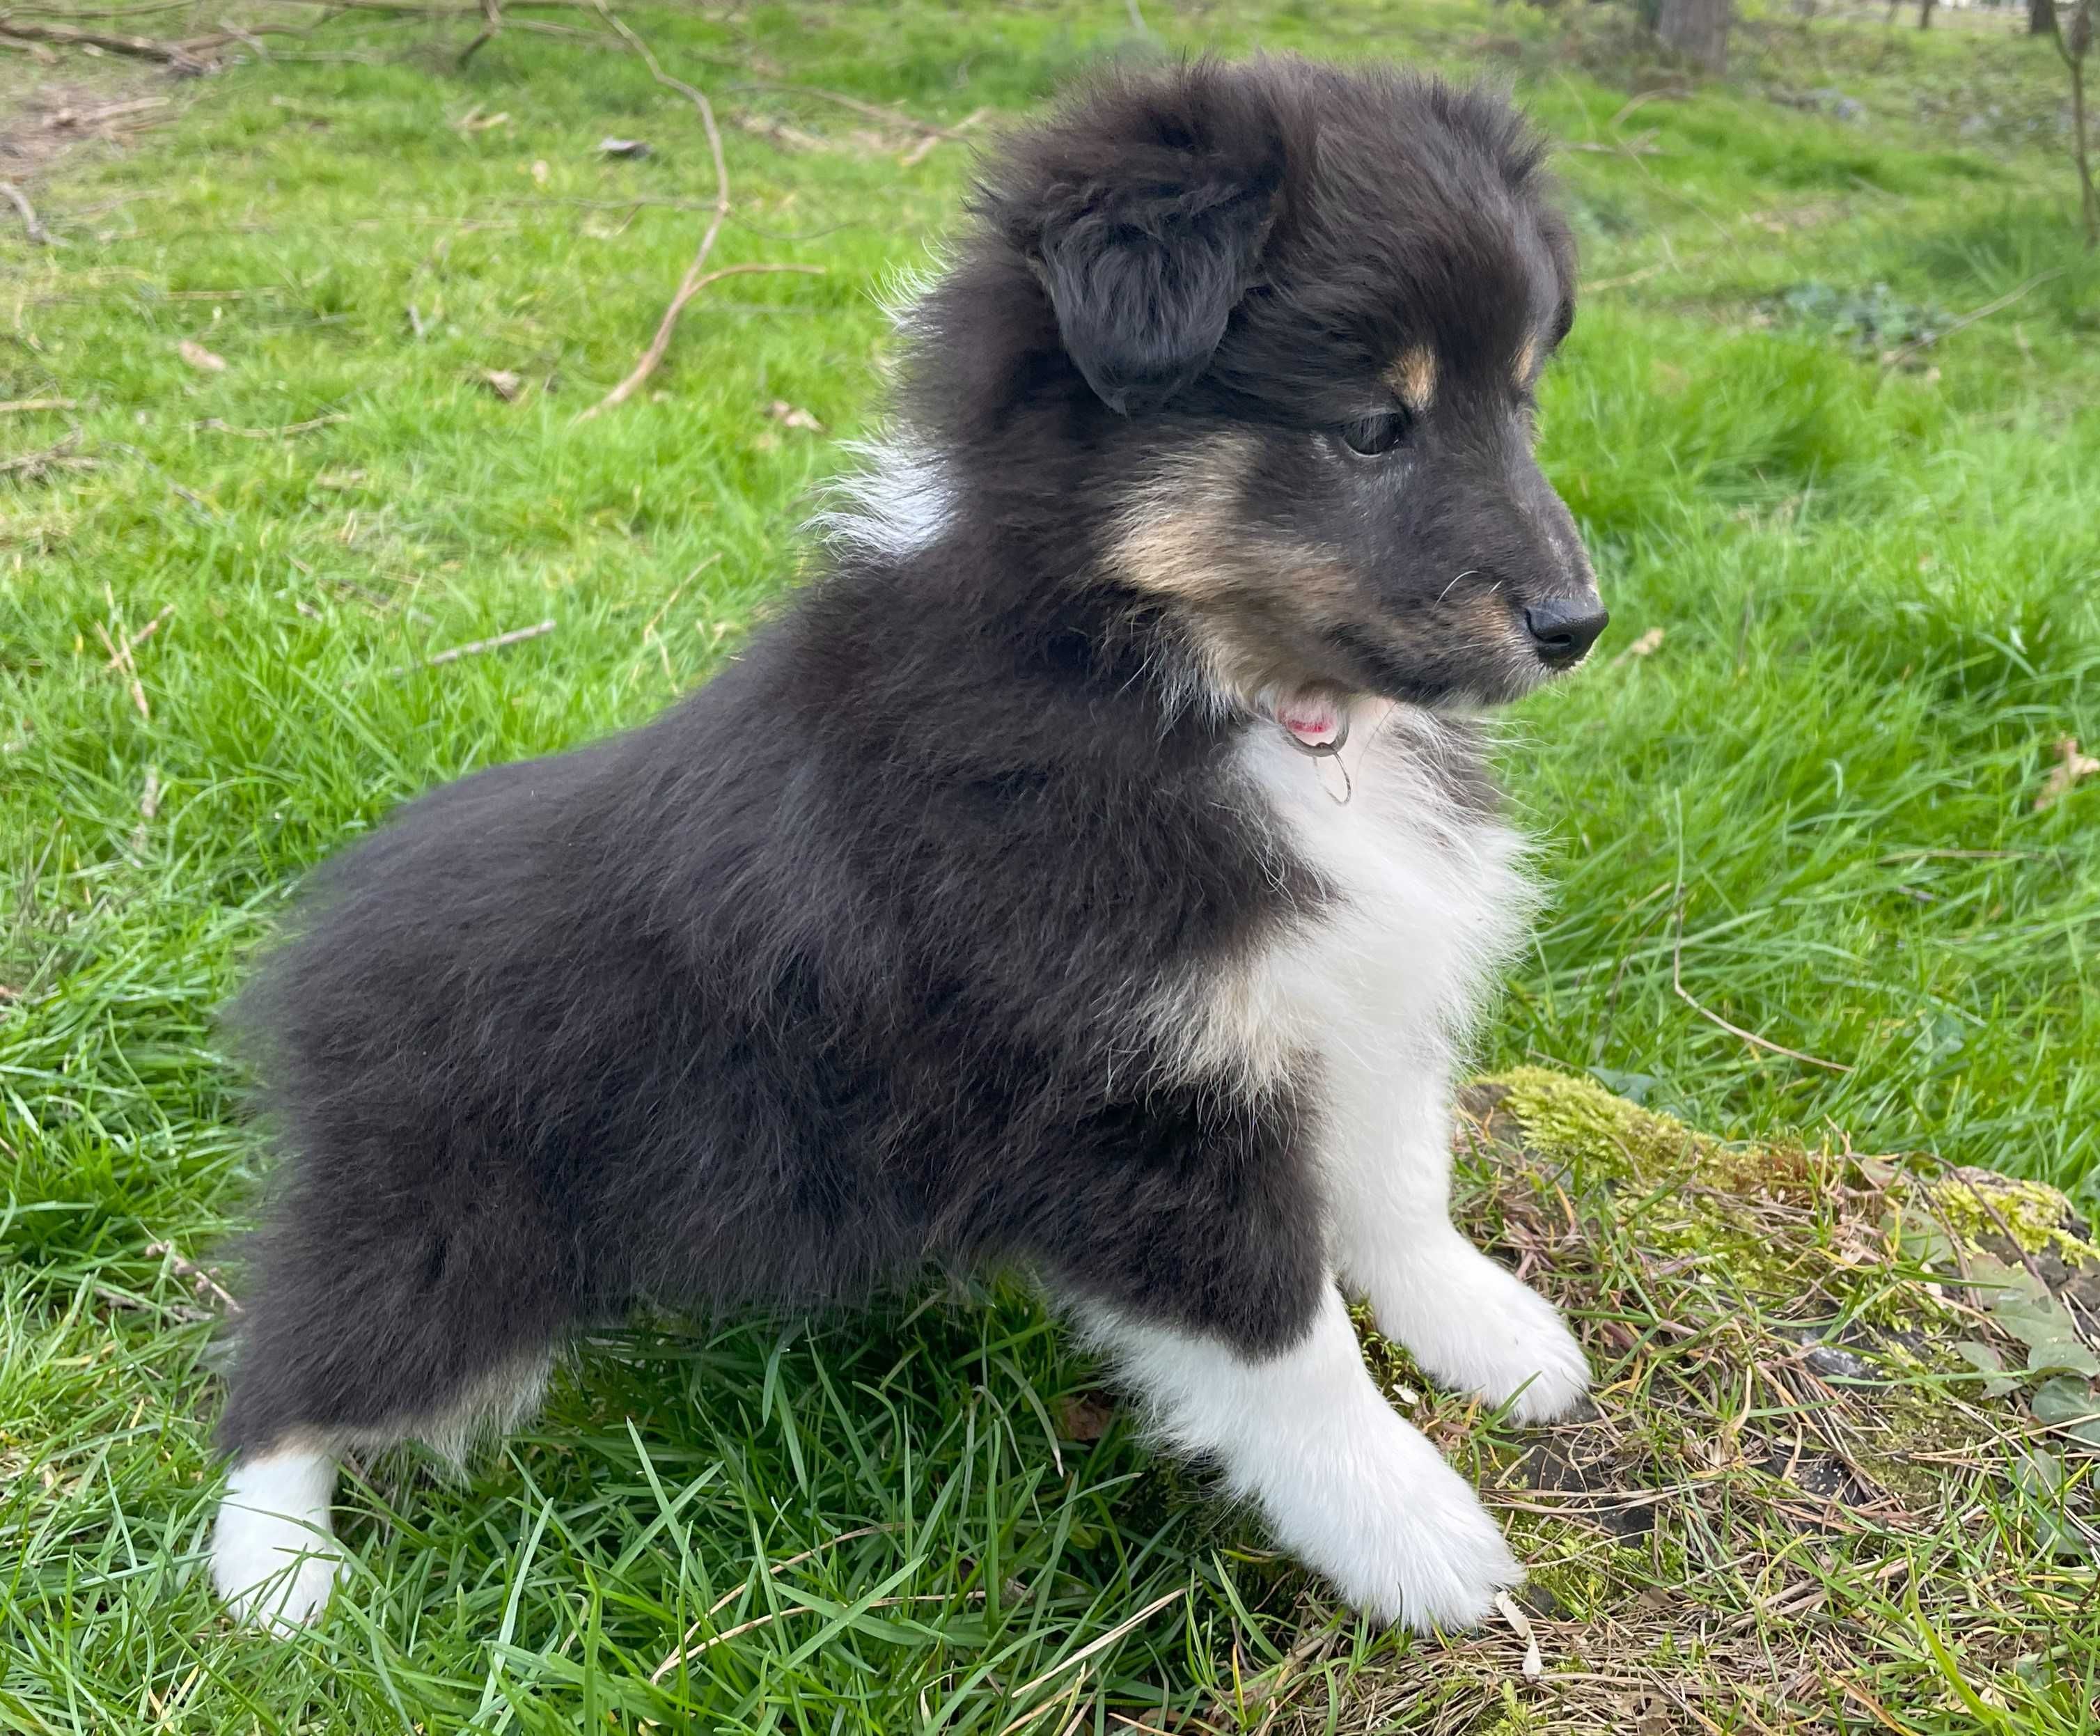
2071 38 2099 246
2032 0 2058 37
1656 0 1731 70
1918 0 1935 28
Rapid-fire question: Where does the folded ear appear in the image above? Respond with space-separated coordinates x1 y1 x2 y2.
987 69 1287 416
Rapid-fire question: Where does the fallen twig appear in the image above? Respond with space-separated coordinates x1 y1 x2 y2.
457 0 501 65
94 610 151 721
96 1283 213 1325
0 398 77 414
0 17 213 68
191 414 347 438
577 0 781 421
583 263 824 419
260 0 606 12
1586 260 1675 292
45 96 170 130
1672 895 1852 1075
416 619 556 668
728 78 970 141
1882 269 2067 370
2034 735 2097 812
143 1240 241 1313
0 181 56 247
0 429 95 480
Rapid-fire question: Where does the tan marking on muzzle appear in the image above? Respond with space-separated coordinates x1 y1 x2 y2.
1386 347 1437 412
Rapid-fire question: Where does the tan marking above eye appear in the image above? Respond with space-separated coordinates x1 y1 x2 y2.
1514 335 1539 388
1385 347 1436 412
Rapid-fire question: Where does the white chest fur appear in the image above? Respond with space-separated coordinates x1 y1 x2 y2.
1154 705 1535 1100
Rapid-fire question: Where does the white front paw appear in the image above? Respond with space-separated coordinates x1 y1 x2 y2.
1370 1246 1591 1423
1274 1424 1521 1631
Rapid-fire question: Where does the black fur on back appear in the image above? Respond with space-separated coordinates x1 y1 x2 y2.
218 56 1585 1455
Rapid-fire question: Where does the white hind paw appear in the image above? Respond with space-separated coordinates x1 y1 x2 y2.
211 1447 343 1632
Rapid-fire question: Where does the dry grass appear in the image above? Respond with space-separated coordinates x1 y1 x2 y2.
1214 1074 2100 1733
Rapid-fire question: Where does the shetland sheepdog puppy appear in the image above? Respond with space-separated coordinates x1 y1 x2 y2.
211 55 1606 1634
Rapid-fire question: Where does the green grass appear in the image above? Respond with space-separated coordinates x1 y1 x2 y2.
3 0 2099 1729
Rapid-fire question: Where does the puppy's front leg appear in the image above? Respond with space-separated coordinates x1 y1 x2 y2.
1073 1285 1519 1631
1331 1065 1589 1423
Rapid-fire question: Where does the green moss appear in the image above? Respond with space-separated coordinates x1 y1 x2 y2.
1480 1068 1825 1297
1487 1067 1720 1184
1922 1168 2097 1269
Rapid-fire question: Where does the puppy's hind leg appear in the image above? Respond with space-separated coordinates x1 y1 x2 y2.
210 1437 344 1633
1072 1285 1521 1632
211 1161 569 1629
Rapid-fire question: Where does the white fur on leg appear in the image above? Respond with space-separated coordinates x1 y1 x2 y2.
1329 1072 1590 1423
1077 1287 1522 1631
210 1446 343 1631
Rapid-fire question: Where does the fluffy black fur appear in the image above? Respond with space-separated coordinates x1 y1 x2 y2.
219 56 1593 1456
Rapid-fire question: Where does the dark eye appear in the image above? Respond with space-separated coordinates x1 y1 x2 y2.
1338 410 1409 457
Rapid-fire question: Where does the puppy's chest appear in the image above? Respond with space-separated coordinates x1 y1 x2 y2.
1158 717 1533 1095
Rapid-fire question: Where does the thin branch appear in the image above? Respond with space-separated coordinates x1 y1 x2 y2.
96 1283 212 1324
577 0 730 421
143 1239 241 1312
45 95 170 129
10 1 196 17
252 0 604 11
457 0 501 66
106 602 174 666
414 618 555 668
0 428 95 479
0 181 56 247
1671 897 1853 1074
1881 269 2067 369
581 262 825 419
191 413 347 438
726 79 970 141
0 17 211 66
93 611 151 721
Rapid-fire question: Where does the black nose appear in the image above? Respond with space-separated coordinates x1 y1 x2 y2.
1523 599 1609 668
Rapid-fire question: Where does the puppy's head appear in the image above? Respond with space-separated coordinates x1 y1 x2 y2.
938 58 1601 711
